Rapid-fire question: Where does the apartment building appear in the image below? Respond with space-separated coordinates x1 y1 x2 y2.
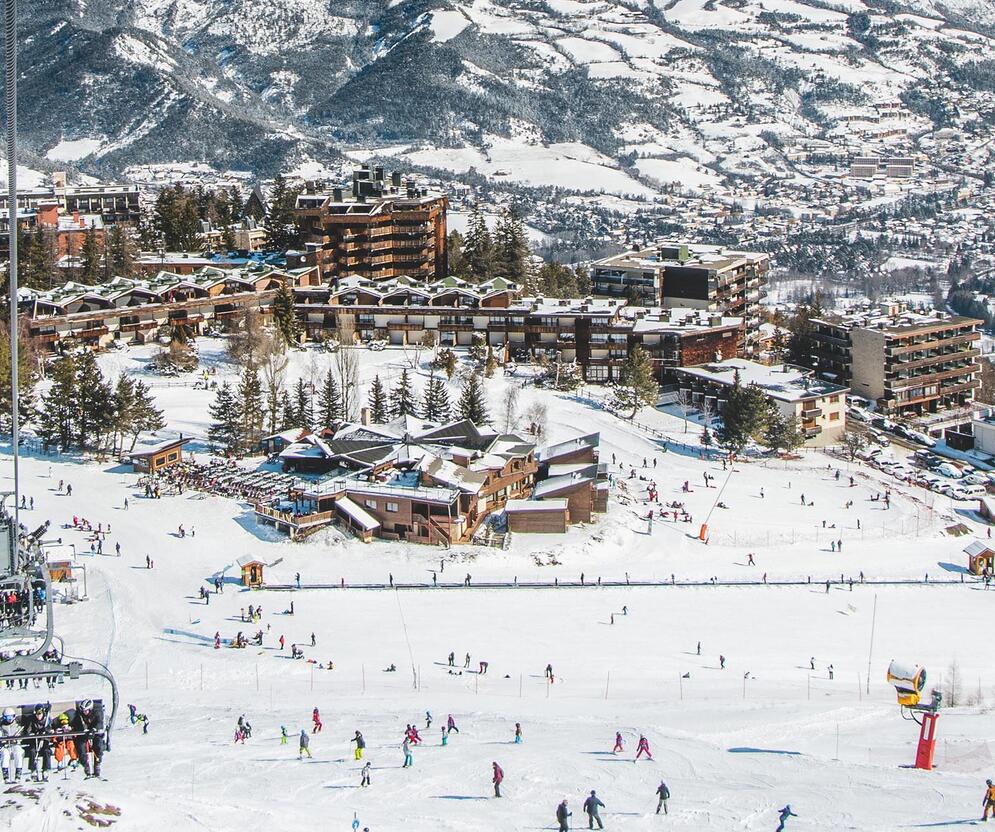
590 242 768 345
0 172 141 225
297 276 743 383
294 165 448 283
20 265 317 351
812 304 982 430
674 359 849 447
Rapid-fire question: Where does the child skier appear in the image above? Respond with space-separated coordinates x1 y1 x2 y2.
612 732 624 754
361 761 371 787
312 708 323 733
514 722 523 744
636 734 652 760
402 737 413 768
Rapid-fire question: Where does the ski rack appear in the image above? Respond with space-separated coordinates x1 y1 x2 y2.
0 499 119 750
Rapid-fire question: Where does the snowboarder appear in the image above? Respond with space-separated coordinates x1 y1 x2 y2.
656 781 670 815
556 799 572 832
583 790 605 829
312 708 322 733
636 735 652 760
492 761 504 797
613 732 624 754
299 730 311 759
775 805 797 831
352 730 366 759
361 761 371 787
983 779 995 820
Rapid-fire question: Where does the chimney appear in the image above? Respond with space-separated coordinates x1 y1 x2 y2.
360 406 373 426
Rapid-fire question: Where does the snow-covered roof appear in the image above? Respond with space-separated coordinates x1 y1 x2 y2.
505 499 568 512
677 360 848 403
335 496 380 531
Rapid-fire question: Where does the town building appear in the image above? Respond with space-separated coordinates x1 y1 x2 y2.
674 359 849 446
812 304 982 430
590 242 768 347
20 264 316 351
294 165 448 284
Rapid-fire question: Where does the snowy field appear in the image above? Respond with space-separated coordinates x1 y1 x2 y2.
2 341 994 830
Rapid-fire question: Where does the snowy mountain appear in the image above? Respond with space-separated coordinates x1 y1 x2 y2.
10 0 995 184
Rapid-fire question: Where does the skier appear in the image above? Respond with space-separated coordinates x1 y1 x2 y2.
279 635 285 651
402 737 413 768
280 726 289 745
52 713 78 772
447 714 459 734
24 705 53 781
425 711 433 729
0 707 24 783
299 730 312 759
828 664 834 680
441 727 448 747
556 799 572 832
612 732 624 754
810 657 815 671
719 655 726 669
545 663 554 681
352 730 366 759
514 722 523 744
583 790 605 830
361 761 371 788
492 761 504 797
983 779 995 821
696 641 701 656
72 699 105 779
656 781 670 815
312 708 323 733
636 734 652 760
775 805 797 831
448 651 455 667
464 652 471 669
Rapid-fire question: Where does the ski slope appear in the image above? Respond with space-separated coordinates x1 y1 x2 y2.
1 342 994 830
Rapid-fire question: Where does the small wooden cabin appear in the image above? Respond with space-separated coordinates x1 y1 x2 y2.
129 438 191 474
238 557 265 588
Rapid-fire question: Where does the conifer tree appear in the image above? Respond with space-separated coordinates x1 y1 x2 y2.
238 365 264 450
105 224 139 280
79 225 103 284
421 374 451 423
292 378 313 430
463 206 493 281
390 369 417 418
492 208 530 284
317 369 342 427
263 174 301 251
128 380 165 451
609 345 658 419
368 375 388 423
38 355 77 450
110 375 136 454
0 322 36 434
280 389 296 429
74 350 114 450
208 382 241 453
457 371 489 425
718 372 770 453
272 280 300 346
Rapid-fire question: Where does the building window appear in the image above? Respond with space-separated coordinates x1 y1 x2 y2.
587 366 609 382
829 412 840 421
386 502 399 512
829 395 839 403
365 499 377 509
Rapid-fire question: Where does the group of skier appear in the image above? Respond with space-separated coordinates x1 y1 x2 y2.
0 699 104 783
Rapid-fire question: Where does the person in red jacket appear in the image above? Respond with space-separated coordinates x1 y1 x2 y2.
312 708 322 733
636 734 652 760
612 732 624 754
492 761 504 797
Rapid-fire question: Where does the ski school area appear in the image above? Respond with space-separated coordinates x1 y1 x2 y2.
3 341 995 830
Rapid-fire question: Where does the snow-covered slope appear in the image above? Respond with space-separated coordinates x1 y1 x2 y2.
10 0 995 183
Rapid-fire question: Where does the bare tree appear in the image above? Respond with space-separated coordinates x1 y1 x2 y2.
259 331 289 434
700 396 715 429
226 305 267 369
945 659 962 707
675 388 693 433
501 385 521 433
334 317 359 421
841 429 867 462
523 401 548 443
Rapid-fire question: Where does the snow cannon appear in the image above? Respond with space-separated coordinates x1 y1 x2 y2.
887 660 926 707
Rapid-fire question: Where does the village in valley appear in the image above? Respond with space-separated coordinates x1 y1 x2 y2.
3 156 995 831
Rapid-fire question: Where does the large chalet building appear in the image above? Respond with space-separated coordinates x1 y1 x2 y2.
294 165 448 284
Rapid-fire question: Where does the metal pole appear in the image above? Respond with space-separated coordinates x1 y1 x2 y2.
604 671 610 700
865 594 877 695
4 0 20 553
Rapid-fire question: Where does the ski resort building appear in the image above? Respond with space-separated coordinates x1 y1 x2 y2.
294 165 448 284
20 265 317 351
811 304 982 431
675 359 849 446
590 242 769 346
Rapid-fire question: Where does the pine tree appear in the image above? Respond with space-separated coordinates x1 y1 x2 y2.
0 322 36 434
38 355 77 450
457 371 489 425
74 351 114 450
238 365 264 451
463 206 493 281
292 378 313 430
280 389 296 429
484 348 497 378
609 346 658 419
764 405 803 454
492 208 529 284
317 369 342 427
105 224 138 279
421 374 451 422
432 348 458 379
208 382 241 453
129 380 164 451
447 229 469 279
110 375 137 454
229 186 245 222
390 369 417 418
79 225 103 284
718 373 770 453
786 306 816 369
368 375 388 423
272 280 300 346
263 174 301 251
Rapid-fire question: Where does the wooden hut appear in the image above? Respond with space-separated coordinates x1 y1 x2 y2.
128 437 191 474
964 540 994 575
238 557 265 588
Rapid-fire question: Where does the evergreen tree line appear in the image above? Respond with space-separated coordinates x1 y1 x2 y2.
448 206 531 286
37 352 164 453
17 223 140 291
716 371 804 455
150 183 249 252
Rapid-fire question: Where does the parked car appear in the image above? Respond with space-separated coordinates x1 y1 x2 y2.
871 417 894 431
961 473 988 486
957 483 988 499
936 462 963 479
868 429 890 447
848 408 871 423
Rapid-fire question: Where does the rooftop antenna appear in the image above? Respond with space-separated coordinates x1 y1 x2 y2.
4 0 20 561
